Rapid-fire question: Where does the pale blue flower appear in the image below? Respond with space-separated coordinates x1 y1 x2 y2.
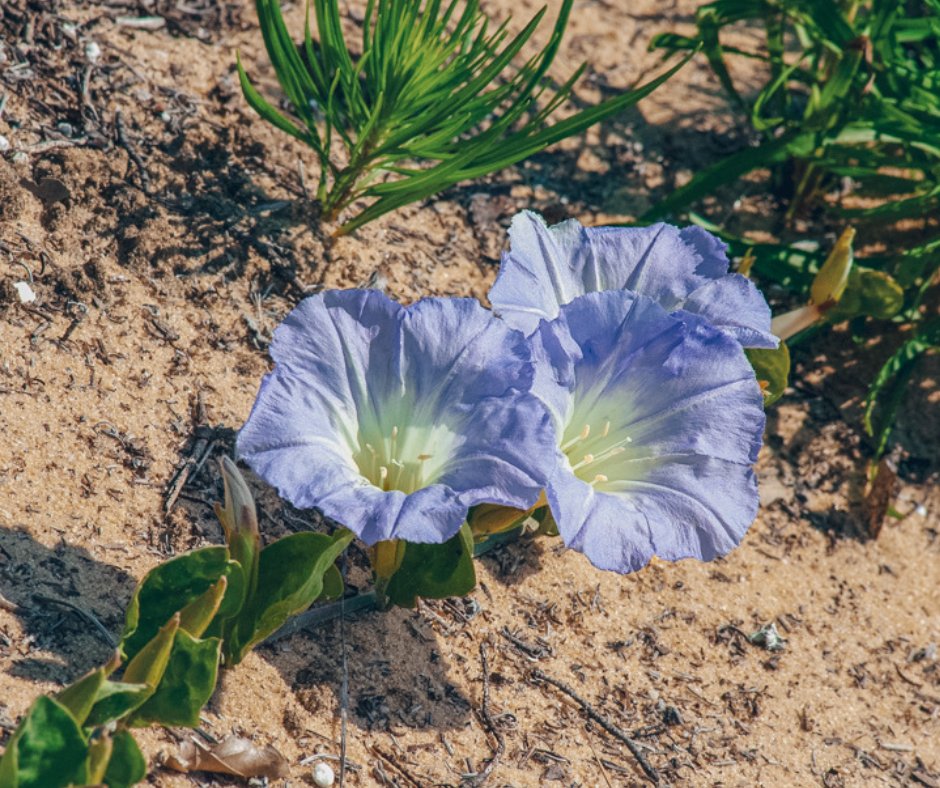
490 211 778 348
237 290 555 545
533 290 766 573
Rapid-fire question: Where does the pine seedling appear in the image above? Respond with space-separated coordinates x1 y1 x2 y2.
237 0 686 234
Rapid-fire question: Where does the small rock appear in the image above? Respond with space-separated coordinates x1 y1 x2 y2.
13 281 36 304
84 40 102 63
0 136 9 153
312 762 335 787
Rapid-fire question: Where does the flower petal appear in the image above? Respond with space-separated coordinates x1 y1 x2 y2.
490 211 777 348
237 290 553 545
534 290 765 573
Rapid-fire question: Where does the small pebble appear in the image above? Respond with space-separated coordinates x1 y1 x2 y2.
915 504 928 517
0 135 9 153
84 40 102 63
13 281 36 304
312 762 335 787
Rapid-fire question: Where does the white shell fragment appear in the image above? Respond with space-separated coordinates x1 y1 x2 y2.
84 40 102 63
312 762 335 787
13 281 36 304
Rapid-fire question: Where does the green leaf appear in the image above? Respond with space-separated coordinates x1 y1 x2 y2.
321 564 344 602
84 680 152 728
129 630 221 728
810 227 855 306
746 342 790 406
89 616 179 726
178 576 229 639
827 268 905 322
5 698 88 788
54 666 106 727
121 546 233 661
123 613 179 686
0 735 18 788
864 320 940 453
103 731 147 788
85 735 112 785
385 523 476 608
229 530 353 663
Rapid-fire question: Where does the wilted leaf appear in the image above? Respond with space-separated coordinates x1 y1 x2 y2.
746 342 791 406
164 735 289 779
385 523 476 608
864 457 900 540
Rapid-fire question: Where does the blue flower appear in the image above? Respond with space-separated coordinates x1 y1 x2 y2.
489 211 778 348
237 290 555 546
533 290 766 573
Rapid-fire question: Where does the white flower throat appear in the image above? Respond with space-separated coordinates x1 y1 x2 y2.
353 419 458 493
561 416 633 490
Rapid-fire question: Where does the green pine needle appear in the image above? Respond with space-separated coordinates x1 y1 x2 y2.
238 0 689 234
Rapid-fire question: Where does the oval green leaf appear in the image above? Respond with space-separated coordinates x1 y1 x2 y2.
5 697 88 788
229 530 353 663
121 547 230 661
103 731 147 788
385 524 476 609
129 629 221 728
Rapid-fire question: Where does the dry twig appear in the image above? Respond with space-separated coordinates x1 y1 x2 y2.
531 668 660 785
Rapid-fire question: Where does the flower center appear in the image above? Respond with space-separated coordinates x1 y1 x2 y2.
560 417 633 490
353 420 458 494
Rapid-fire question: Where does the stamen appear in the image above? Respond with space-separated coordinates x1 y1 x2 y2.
379 465 388 488
417 454 432 461
389 459 405 488
591 474 608 485
601 420 610 438
561 423 592 452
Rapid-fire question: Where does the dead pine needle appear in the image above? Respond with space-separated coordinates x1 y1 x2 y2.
467 641 505 786
531 668 660 785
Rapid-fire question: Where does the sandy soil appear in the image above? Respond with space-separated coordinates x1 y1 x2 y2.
1 0 938 785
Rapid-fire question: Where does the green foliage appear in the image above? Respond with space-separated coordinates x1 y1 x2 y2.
864 318 940 454
129 629 221 727
384 523 476 608
1 697 88 788
102 732 147 788
652 2 939 451
239 0 688 233
226 530 352 662
747 343 791 406
121 547 241 661
0 460 352 786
